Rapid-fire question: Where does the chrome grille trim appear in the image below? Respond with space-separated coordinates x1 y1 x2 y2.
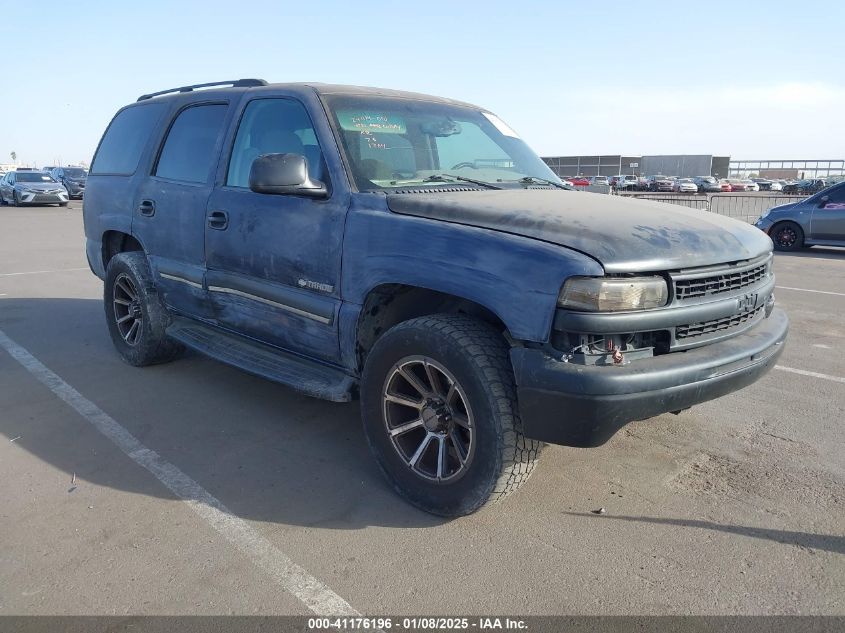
671 254 772 301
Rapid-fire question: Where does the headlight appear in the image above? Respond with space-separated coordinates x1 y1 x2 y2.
558 276 668 312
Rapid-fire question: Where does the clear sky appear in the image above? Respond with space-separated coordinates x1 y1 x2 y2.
1 0 842 167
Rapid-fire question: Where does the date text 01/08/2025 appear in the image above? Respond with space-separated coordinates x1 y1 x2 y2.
307 617 528 630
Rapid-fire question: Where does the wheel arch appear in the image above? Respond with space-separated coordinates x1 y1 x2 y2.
352 284 510 373
102 230 145 270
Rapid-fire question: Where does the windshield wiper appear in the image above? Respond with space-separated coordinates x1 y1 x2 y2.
506 176 572 190
423 174 503 190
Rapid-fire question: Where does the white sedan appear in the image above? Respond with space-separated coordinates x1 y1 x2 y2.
673 178 699 193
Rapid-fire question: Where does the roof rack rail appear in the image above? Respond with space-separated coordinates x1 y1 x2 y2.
137 79 268 102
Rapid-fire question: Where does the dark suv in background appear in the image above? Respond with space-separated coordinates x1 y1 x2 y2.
50 166 88 199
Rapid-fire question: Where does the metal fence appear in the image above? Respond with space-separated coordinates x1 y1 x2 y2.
616 192 806 223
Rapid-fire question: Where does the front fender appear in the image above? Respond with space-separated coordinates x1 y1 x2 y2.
341 199 603 343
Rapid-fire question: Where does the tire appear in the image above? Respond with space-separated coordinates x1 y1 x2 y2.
361 314 541 517
104 251 183 366
12 191 21 207
771 221 804 251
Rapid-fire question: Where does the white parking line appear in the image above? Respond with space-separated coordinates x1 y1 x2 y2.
775 365 845 384
0 328 359 617
0 267 88 277
776 286 845 298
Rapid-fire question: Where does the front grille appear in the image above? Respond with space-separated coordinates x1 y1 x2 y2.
676 305 764 339
33 194 61 203
675 261 768 300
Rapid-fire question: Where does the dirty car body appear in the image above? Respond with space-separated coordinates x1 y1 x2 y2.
83 80 788 514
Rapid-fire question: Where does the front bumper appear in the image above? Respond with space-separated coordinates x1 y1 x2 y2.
65 183 85 197
16 189 69 204
511 307 788 448
754 217 774 232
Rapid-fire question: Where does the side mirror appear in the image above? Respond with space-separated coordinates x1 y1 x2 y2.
248 153 328 198
819 195 830 207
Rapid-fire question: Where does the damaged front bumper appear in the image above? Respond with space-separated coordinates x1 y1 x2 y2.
510 307 788 448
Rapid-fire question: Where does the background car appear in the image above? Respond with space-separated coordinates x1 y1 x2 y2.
590 175 610 186
784 178 827 195
565 176 590 187
719 180 733 192
673 178 698 193
0 170 69 207
610 174 638 190
50 166 88 199
693 176 722 192
755 181 845 250
752 178 774 191
646 175 674 192
725 179 749 192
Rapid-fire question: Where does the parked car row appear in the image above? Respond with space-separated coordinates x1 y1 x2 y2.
0 166 87 206
559 173 823 194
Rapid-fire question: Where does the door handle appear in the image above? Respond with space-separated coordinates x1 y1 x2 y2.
207 210 229 230
138 200 156 217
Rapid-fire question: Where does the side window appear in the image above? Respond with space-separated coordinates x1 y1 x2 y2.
91 103 166 175
226 98 325 188
155 104 228 184
824 186 845 207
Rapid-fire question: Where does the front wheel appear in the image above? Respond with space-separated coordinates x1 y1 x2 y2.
361 314 541 517
771 221 804 251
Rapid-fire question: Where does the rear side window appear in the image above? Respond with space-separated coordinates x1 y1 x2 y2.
91 104 165 175
155 104 228 183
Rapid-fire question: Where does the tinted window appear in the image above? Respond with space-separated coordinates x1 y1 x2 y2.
822 184 845 205
227 98 324 188
155 104 228 183
91 103 165 175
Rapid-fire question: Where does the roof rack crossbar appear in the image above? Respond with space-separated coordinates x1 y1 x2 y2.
137 78 267 101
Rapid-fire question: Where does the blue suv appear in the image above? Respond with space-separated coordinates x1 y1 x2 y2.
84 79 788 516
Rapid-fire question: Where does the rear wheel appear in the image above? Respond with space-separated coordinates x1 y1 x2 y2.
104 252 183 366
361 314 541 517
771 221 804 251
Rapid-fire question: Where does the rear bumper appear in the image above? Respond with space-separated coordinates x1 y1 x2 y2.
511 308 788 447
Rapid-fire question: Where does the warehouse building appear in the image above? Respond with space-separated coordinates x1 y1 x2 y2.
541 155 642 179
541 154 730 178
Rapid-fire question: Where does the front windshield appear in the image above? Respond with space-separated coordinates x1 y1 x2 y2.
16 172 55 183
64 168 87 178
324 95 560 190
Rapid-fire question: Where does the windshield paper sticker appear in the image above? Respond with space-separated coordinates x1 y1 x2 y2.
482 112 520 138
338 112 407 134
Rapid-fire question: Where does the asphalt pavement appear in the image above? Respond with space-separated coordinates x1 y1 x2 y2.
0 203 842 615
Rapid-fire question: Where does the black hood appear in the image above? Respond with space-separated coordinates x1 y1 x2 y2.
387 189 772 273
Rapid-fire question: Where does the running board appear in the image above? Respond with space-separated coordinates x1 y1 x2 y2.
166 318 355 402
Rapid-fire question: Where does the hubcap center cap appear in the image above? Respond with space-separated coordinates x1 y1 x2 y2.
421 399 450 433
